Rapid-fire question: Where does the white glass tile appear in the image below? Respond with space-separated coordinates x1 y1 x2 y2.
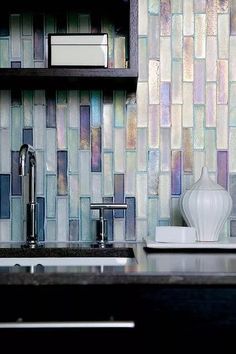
114 219 125 242
34 105 46 150
79 151 90 195
46 219 56 241
148 198 158 240
0 91 10 128
160 37 171 81
139 0 148 35
103 103 113 150
136 173 147 218
0 220 11 242
183 0 194 35
137 82 148 127
0 129 10 173
159 174 171 218
46 129 56 173
217 105 228 149
149 60 160 104
171 105 182 149
57 197 68 241
69 174 79 218
126 152 136 195
104 152 113 196
137 128 147 171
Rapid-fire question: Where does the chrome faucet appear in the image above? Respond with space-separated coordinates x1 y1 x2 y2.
19 144 38 248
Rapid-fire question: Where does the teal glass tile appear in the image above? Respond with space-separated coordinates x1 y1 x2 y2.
194 150 205 180
68 12 79 33
57 151 68 196
139 37 148 81
79 14 91 33
23 90 33 127
104 153 113 196
11 90 22 106
114 91 125 127
34 90 45 105
172 60 183 104
160 0 171 35
137 128 147 171
172 15 183 59
125 197 136 241
56 105 67 149
136 174 147 218
46 219 56 241
80 151 90 196
68 91 79 128
126 104 137 149
149 104 159 148
11 197 23 241
37 197 45 241
183 128 193 173
36 151 44 196
159 219 170 226
91 90 101 127
160 128 170 172
23 39 33 68
194 106 205 149
46 129 56 173
148 150 159 195
10 14 21 59
68 129 78 173
57 90 67 105
0 129 10 173
80 91 90 105
126 151 136 195
22 14 32 36
0 39 10 68
57 197 68 241
148 15 160 59
148 198 158 240
11 107 22 150
46 175 56 218
34 105 45 150
230 83 236 126
172 0 183 13
69 174 79 218
171 197 183 226
102 197 113 241
80 197 91 241
205 129 216 172
45 14 55 36
206 83 216 127
114 128 125 172
103 103 113 150
56 13 67 33
0 220 11 242
11 151 21 196
0 13 9 37
149 0 159 14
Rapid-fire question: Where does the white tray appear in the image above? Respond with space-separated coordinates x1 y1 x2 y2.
145 239 236 250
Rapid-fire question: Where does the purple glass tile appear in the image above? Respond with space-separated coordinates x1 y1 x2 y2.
160 0 171 36
194 61 205 104
69 219 79 241
229 174 236 217
160 82 171 127
11 90 22 106
114 174 124 218
11 151 22 196
0 174 10 219
11 61 21 68
23 128 33 146
217 151 228 190
171 150 182 195
57 151 68 195
80 105 90 149
46 90 56 128
37 197 45 241
125 197 136 241
33 15 44 60
91 127 101 172
231 1 236 35
0 13 9 36
56 13 67 33
103 197 113 241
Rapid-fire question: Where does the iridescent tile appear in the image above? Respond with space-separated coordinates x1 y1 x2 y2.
183 173 194 190
171 197 183 226
56 13 67 33
207 0 217 35
0 13 9 36
46 90 56 128
160 128 170 172
104 152 113 196
0 129 10 174
148 150 159 195
57 151 68 195
0 91 10 128
11 61 21 69
46 219 56 241
80 151 90 195
149 0 159 14
57 198 68 241
172 0 183 13
34 105 45 150
159 174 171 218
114 174 125 218
114 91 125 127
23 90 33 127
230 37 236 81
91 90 101 127
148 104 159 148
206 36 217 81
80 91 90 105
206 83 216 127
23 39 33 68
183 83 193 127
23 128 33 145
229 128 236 172
183 0 194 35
217 151 228 189
11 90 22 106
183 128 193 173
205 129 216 171
69 174 79 218
33 14 44 60
137 82 148 127
80 105 90 149
137 128 147 171
10 14 21 59
194 106 205 149
126 151 136 195
183 37 193 81
37 197 45 241
0 174 10 219
22 14 32 35
34 61 44 68
113 219 125 242
11 107 22 151
230 220 236 236
218 14 229 58
194 60 205 104
149 60 159 104
194 0 206 12
79 14 91 33
68 91 79 128
160 82 171 127
0 39 9 68
91 174 102 204
91 128 101 172
147 198 158 240
114 36 126 68
126 103 137 149
172 60 182 104
138 0 148 35
217 105 228 149
148 15 160 59
34 90 45 105
160 37 171 81
11 151 21 196
114 128 125 172
69 220 79 241
217 60 228 104
11 197 23 241
136 173 147 218
160 0 171 35
229 175 236 216
0 220 11 242
172 15 183 59
36 151 44 195
91 13 101 33
230 83 236 126
171 150 182 195
230 0 236 34
136 219 148 241
46 175 56 218
125 197 136 241
171 105 182 149
101 18 114 67
45 14 55 36
103 197 113 241
217 0 228 12
103 103 113 150
46 129 56 173
68 129 78 173
194 151 205 181
195 14 206 58
57 90 67 105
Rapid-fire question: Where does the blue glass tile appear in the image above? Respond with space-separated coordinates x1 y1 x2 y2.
80 197 91 241
0 174 10 218
69 219 79 241
171 150 182 195
114 174 124 218
91 128 101 172
23 128 33 146
37 197 45 241
56 13 67 33
125 197 136 241
57 151 68 195
91 90 101 127
217 151 228 190
80 105 90 149
11 90 22 106
33 15 44 60
11 151 22 196
103 197 113 241
0 14 9 36
11 61 21 68
46 90 56 128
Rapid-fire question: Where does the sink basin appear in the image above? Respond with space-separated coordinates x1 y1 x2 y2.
0 246 135 267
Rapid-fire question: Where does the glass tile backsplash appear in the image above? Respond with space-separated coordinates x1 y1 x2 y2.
0 1 236 241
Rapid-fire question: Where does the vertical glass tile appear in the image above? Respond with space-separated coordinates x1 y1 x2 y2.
230 83 236 126
194 106 205 149
206 83 216 127
160 37 171 81
23 90 33 127
0 91 10 128
11 107 22 151
160 0 171 35
172 15 183 59
195 14 206 58
206 0 217 35
57 151 68 195
34 105 45 150
46 175 56 218
11 61 21 68
136 174 147 218
56 13 67 33
103 197 113 241
217 151 228 189
68 91 79 128
230 220 236 237
139 37 148 80
149 60 160 104
114 174 125 218
160 82 171 127
80 197 91 241
91 128 101 172
171 151 181 195
22 14 32 35
229 128 236 172
33 14 44 60
91 90 101 127
149 0 159 14
46 219 56 241
194 0 206 12
11 197 23 241
114 128 125 172
11 151 21 196
171 197 183 226
126 151 136 195
160 128 170 172
11 90 22 106
217 60 228 104
69 220 79 241
68 129 78 173
183 37 193 81
205 129 216 171
114 91 125 127
92 174 102 203
10 14 21 59
113 219 125 242
56 105 67 149
230 37 236 81
171 105 182 149
183 0 194 35
136 219 148 241
37 197 45 241
80 105 90 149
126 103 137 149
91 13 101 33
34 90 45 106
125 197 136 241
57 90 67 105
0 220 11 242
148 15 159 59
148 150 159 195
148 198 158 240
194 60 205 104
217 105 228 149
137 82 148 127
0 13 9 36
217 0 228 13
137 128 147 171
69 174 79 218
138 0 148 35
149 104 159 148
23 128 33 145
0 175 10 218
23 39 33 68
80 151 90 195
46 90 56 128
36 151 44 195
218 14 229 58
57 198 68 241
172 60 182 104
101 18 114 67
183 128 193 173
230 0 236 34
0 39 9 68
103 103 113 150
159 174 170 218
79 14 91 33
0 129 10 173
46 129 56 173
229 175 236 216
104 152 113 196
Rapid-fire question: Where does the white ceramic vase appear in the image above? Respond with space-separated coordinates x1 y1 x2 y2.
179 166 232 242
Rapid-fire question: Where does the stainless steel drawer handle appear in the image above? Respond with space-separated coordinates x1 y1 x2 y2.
0 321 135 329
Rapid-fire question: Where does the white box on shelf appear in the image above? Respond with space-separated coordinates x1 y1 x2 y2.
155 226 196 243
48 34 108 67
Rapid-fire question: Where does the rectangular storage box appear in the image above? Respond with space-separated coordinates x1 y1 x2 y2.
48 34 108 67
